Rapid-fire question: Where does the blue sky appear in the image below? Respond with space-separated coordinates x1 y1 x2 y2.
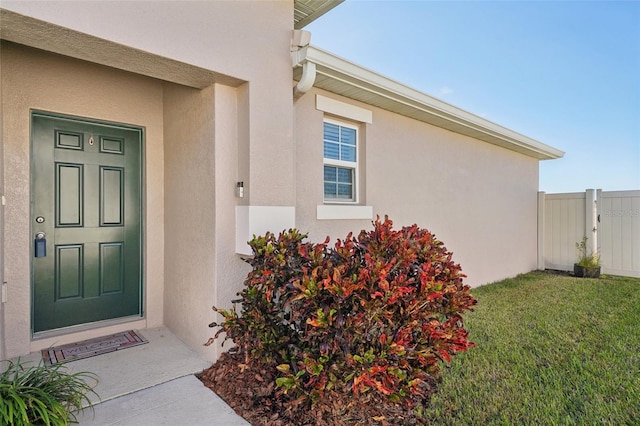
306 0 640 193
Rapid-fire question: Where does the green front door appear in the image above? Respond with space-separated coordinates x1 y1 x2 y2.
32 112 143 333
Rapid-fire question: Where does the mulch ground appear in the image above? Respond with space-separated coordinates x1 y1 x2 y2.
197 352 430 426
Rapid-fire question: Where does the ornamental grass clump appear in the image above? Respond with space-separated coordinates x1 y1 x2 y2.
575 236 600 268
209 216 476 413
0 358 98 426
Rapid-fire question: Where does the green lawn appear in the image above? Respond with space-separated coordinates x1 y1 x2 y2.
421 271 640 425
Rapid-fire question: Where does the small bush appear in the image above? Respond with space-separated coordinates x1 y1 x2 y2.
210 216 476 411
0 358 98 425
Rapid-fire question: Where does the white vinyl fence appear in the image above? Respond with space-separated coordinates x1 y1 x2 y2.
538 189 640 278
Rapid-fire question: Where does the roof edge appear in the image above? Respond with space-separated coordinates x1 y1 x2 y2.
294 0 345 29
300 45 564 160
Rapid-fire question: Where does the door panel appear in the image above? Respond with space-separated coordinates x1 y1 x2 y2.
32 113 143 333
100 166 124 226
56 244 83 299
56 163 83 227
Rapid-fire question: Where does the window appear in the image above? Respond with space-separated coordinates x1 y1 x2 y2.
316 95 373 219
323 120 358 202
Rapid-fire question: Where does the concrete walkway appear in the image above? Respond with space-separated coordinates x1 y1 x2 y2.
23 327 249 425
76 375 249 425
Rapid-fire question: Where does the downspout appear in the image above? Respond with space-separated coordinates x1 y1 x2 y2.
296 61 316 93
291 30 316 99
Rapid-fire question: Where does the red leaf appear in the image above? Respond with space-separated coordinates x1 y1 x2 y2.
427 292 443 301
379 279 390 291
306 318 322 327
379 333 387 345
371 291 384 299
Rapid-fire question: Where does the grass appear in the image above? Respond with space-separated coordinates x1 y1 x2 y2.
422 271 639 425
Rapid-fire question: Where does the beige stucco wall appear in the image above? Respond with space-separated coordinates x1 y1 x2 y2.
0 42 165 358
295 89 540 287
211 84 254 360
162 83 249 362
163 83 215 360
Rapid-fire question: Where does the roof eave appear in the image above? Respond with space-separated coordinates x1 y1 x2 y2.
296 45 564 161
294 0 345 29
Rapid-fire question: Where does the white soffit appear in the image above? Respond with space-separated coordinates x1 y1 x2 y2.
294 0 345 29
295 46 564 160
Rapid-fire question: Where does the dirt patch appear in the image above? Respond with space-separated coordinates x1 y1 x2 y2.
542 269 575 277
197 352 430 425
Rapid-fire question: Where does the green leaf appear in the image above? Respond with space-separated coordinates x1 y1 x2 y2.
276 364 291 374
275 377 295 390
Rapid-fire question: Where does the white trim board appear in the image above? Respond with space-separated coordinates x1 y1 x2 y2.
317 205 373 220
236 206 296 255
316 94 372 123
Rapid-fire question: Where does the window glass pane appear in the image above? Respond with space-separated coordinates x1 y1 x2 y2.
337 167 353 183
340 127 356 146
341 145 356 162
324 165 337 182
324 166 354 200
337 184 353 199
324 142 340 160
324 122 357 162
324 123 340 142
324 182 337 198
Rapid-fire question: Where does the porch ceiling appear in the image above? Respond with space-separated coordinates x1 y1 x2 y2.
0 8 243 89
294 0 344 29
294 46 565 161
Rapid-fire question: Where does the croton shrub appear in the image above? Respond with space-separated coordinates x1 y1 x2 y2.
209 216 476 408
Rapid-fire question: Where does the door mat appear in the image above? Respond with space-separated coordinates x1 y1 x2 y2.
42 330 148 366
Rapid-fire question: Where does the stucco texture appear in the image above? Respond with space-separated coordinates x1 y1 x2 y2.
162 83 250 362
295 89 539 287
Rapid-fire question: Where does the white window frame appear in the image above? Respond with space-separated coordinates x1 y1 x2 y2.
323 118 359 204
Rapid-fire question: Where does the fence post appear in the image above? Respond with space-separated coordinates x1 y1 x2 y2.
0 190 4 361
537 191 546 270
595 189 602 257
585 189 597 256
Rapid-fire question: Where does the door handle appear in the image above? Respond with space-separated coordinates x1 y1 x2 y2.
35 232 46 258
